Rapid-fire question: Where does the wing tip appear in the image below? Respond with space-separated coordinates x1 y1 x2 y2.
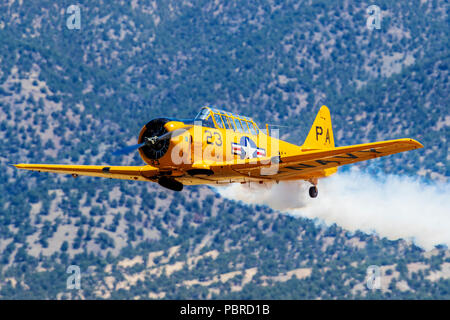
12 164 40 170
408 139 424 149
395 138 424 149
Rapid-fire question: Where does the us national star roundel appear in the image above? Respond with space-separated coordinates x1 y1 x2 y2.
231 136 266 159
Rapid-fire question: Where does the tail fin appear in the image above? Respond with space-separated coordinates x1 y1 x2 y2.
303 105 335 150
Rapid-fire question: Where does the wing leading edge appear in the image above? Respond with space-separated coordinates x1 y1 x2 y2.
13 164 159 182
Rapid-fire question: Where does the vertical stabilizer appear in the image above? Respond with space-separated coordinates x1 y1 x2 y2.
303 105 335 150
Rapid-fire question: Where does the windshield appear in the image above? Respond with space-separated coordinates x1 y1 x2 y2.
195 108 210 120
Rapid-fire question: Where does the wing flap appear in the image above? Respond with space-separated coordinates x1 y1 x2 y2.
14 164 159 181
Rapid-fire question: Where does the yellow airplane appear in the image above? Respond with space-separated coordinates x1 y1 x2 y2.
14 105 423 198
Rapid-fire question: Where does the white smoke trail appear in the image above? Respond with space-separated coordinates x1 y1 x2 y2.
217 167 450 251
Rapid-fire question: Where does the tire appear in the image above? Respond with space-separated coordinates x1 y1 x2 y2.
158 176 183 192
309 186 318 198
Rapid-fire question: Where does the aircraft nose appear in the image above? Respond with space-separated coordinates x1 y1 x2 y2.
164 121 186 131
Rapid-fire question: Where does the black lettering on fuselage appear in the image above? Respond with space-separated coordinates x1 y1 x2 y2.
205 130 222 147
315 126 323 141
205 130 213 145
325 129 330 144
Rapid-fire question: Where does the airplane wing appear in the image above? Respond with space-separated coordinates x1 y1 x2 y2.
14 139 423 185
231 138 423 179
13 164 159 181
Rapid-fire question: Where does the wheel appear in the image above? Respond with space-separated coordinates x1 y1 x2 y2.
309 186 318 198
158 176 183 192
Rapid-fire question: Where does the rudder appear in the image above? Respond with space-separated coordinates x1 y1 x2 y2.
303 105 334 150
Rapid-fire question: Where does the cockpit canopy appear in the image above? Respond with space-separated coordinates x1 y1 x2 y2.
195 106 259 135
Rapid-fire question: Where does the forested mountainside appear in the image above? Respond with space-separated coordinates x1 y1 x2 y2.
0 0 448 299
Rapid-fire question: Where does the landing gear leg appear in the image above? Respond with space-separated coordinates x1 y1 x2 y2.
309 186 318 198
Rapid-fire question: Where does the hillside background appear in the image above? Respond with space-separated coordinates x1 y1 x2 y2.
0 0 448 299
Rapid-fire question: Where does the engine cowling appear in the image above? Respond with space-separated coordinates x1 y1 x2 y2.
138 118 170 160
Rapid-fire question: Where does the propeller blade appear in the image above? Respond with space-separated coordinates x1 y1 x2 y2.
113 125 192 156
112 142 145 156
157 126 192 142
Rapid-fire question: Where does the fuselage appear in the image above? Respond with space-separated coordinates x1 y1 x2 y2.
136 106 337 186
